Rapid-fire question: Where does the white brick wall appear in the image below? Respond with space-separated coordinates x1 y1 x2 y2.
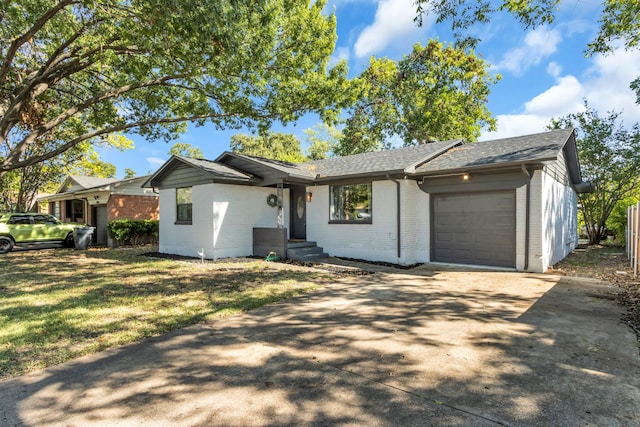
528 170 545 272
159 183 288 259
526 167 578 272
307 180 430 264
515 185 527 271
399 180 429 264
541 168 578 270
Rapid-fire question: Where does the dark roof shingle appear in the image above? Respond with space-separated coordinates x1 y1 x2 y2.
305 139 462 179
415 129 574 174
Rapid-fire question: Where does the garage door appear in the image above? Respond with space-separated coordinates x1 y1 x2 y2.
432 192 515 268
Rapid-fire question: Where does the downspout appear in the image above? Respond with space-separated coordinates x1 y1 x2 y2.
386 174 401 260
521 165 531 271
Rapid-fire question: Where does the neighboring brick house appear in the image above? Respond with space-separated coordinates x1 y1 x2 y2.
39 175 159 246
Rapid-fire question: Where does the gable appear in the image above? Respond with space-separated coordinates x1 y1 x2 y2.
58 176 117 193
144 155 257 189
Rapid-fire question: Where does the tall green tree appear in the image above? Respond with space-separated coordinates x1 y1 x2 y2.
230 132 306 163
168 142 204 159
414 0 640 100
0 0 353 175
337 40 499 155
303 123 342 160
550 102 640 245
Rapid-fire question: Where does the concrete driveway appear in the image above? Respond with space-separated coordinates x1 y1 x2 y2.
1 266 639 426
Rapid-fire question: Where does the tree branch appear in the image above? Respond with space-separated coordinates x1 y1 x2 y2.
0 111 245 172
0 0 79 86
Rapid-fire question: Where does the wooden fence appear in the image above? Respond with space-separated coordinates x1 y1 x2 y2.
627 202 640 276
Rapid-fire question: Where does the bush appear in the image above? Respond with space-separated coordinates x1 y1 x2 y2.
107 219 159 246
607 195 640 245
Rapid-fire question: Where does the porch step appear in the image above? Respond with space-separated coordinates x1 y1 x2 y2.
286 241 329 261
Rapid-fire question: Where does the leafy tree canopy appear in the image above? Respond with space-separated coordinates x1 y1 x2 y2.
123 168 136 179
168 142 204 159
337 40 499 155
414 0 640 100
303 123 342 160
550 101 640 245
230 132 307 163
0 0 353 175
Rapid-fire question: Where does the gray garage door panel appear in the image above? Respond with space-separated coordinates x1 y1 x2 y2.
433 192 515 268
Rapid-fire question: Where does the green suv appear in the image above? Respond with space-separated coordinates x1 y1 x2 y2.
0 213 84 253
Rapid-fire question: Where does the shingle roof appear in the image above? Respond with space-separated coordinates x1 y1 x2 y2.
145 129 579 188
216 152 316 180
176 155 256 180
415 129 574 174
304 139 462 179
70 176 118 188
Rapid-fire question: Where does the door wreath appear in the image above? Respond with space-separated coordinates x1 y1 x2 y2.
266 193 278 208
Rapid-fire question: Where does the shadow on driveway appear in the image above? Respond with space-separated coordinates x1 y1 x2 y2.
0 269 638 426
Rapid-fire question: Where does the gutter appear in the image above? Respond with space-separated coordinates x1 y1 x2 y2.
386 174 401 260
521 165 532 271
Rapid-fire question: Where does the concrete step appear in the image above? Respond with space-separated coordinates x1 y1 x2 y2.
287 240 318 249
286 242 329 261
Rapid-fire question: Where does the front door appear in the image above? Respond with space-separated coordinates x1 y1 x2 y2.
290 186 307 240
94 206 108 245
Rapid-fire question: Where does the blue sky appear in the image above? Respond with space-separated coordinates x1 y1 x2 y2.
98 0 640 178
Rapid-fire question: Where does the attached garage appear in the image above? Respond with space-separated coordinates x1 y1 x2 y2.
432 191 516 268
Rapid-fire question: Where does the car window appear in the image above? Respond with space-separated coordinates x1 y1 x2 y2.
8 215 32 225
33 215 59 225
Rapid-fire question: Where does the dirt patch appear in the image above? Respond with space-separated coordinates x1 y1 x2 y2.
550 244 640 338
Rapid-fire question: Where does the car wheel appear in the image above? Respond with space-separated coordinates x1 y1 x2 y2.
64 232 75 248
0 236 14 254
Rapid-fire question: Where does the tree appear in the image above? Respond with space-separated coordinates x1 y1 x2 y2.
337 40 499 155
168 142 204 159
414 0 640 100
230 132 307 162
0 137 121 212
123 168 136 179
607 193 640 245
0 0 353 175
303 123 342 160
550 102 640 245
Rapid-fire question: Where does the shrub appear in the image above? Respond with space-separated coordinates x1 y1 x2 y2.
107 219 159 246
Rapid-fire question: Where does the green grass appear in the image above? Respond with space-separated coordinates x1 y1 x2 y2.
0 246 329 380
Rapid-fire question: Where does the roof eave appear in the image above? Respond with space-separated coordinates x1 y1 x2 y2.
414 160 548 178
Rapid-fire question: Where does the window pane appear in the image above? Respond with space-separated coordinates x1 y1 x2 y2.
176 187 192 204
330 183 372 222
176 187 193 222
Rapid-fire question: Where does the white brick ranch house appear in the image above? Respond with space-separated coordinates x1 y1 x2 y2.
143 128 591 273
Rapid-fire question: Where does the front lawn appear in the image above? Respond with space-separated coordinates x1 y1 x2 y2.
0 246 330 381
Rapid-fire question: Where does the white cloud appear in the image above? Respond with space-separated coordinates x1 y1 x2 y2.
491 27 562 75
146 157 166 169
524 75 584 116
481 46 640 141
353 0 426 58
583 48 640 124
546 62 562 78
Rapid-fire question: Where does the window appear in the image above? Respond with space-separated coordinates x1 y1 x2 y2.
176 187 192 224
34 214 59 225
329 183 372 223
8 215 31 225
